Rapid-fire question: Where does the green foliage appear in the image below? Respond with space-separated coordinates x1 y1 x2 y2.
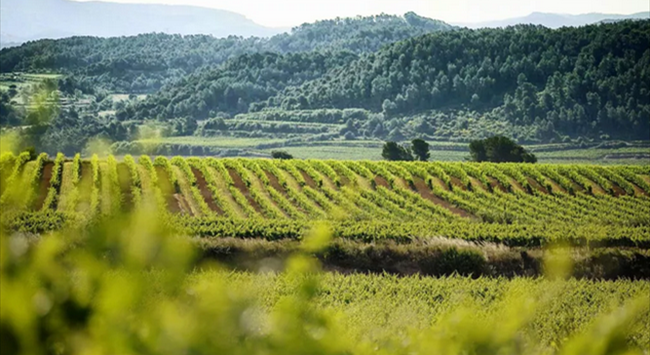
411 139 430 161
470 136 537 163
382 141 413 161
272 150 294 160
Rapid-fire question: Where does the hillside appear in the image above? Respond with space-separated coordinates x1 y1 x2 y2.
2 152 649 245
126 20 650 143
0 0 284 44
454 11 650 29
0 12 454 92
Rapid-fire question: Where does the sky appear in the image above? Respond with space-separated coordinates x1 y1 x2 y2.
74 0 650 27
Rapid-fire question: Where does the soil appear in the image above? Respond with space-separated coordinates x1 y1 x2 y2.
526 177 549 195
468 177 488 192
265 170 287 194
487 177 508 193
374 176 390 189
228 168 263 214
543 176 567 195
412 177 473 218
299 170 318 189
33 162 53 210
174 194 192 215
116 163 134 211
192 167 224 215
155 166 182 214
507 177 528 194
610 183 626 197
449 176 467 191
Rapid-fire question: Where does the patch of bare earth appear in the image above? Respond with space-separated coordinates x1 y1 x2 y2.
610 183 626 197
543 176 566 195
299 170 318 189
374 176 390 189
192 167 224 215
228 168 263 214
640 175 650 186
116 163 134 211
507 177 528 194
628 182 647 197
468 177 488 192
33 162 53 210
584 178 607 195
449 176 467 191
487 177 508 193
155 166 182 214
526 177 549 195
265 171 286 194
412 177 473 218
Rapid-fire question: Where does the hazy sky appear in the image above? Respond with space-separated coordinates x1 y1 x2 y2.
74 0 650 27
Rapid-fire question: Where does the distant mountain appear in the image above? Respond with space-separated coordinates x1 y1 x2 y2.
454 11 650 29
0 0 285 44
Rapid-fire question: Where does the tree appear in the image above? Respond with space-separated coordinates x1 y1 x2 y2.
469 136 536 163
382 141 413 161
411 139 430 161
271 151 293 160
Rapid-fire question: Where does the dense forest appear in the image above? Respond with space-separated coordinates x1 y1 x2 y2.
0 13 452 92
0 15 649 154
125 20 650 142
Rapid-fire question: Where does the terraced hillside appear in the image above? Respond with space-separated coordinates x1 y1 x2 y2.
2 152 650 248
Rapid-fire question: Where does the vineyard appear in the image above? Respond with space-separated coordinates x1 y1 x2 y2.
2 152 650 353
2 152 650 248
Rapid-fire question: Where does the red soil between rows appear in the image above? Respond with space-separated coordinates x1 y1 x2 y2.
299 170 319 189
192 167 224 215
228 168 263 214
487 177 508 193
33 162 53 211
412 177 473 218
449 176 467 191
526 177 549 195
264 170 287 194
374 176 390 189
155 166 182 214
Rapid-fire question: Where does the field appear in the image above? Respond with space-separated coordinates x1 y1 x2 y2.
2 152 650 353
133 135 650 164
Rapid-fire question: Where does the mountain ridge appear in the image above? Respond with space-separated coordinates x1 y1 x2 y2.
0 0 287 44
453 11 650 29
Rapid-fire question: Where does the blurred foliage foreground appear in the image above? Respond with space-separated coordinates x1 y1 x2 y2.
1 203 649 355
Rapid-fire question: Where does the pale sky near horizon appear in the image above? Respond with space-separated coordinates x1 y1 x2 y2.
73 0 650 27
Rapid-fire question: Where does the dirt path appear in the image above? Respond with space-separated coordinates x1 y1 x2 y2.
610 183 626 197
155 166 183 214
526 177 549 195
507 177 527 194
228 168 263 214
374 176 390 189
33 162 53 210
542 176 566 195
583 178 607 195
208 166 246 218
449 176 467 191
192 167 224 215
468 177 488 192
300 170 318 189
412 177 473 218
487 177 508 193
265 171 287 194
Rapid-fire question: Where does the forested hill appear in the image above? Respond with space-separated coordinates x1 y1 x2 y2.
0 13 453 92
263 20 649 141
